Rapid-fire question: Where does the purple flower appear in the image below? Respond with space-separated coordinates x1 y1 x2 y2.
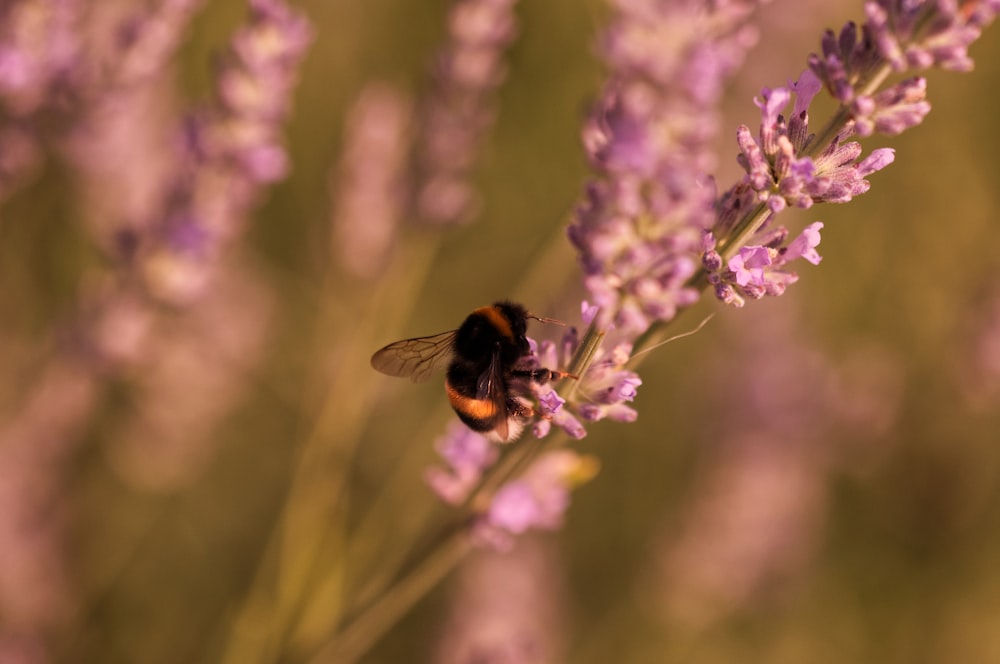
610 374 641 402
524 333 589 439
571 342 642 423
729 246 772 287
734 72 897 213
526 325 643 434
705 221 825 306
568 0 763 336
955 280 1000 409
538 390 566 416
783 222 824 266
852 77 931 137
0 363 97 658
808 20 882 104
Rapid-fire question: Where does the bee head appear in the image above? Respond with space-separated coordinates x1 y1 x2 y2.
494 301 530 350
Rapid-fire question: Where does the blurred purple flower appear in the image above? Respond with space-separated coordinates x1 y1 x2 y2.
0 0 86 117
426 423 499 505
0 362 98 660
140 0 312 303
652 304 903 627
435 538 566 664
656 434 827 628
0 0 88 200
0 1 207 205
955 281 1000 410
413 0 520 226
112 0 206 87
103 265 274 491
472 450 598 551
331 83 413 280
864 0 998 72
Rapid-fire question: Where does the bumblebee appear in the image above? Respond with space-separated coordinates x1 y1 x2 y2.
370 301 573 442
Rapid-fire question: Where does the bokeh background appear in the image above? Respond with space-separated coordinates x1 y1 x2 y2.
2 0 1000 662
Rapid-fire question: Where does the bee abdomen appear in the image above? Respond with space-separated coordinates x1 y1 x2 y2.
445 380 499 421
445 378 502 432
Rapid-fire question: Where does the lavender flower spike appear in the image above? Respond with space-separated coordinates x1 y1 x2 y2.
412 0 521 226
734 72 897 214
865 0 998 72
141 0 312 303
706 0 997 311
331 83 413 280
568 0 764 336
808 1 999 128
112 0 206 86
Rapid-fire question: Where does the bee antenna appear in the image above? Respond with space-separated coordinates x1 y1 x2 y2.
528 313 567 326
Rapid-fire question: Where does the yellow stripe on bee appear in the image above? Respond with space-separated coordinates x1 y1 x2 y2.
473 305 513 341
445 382 499 420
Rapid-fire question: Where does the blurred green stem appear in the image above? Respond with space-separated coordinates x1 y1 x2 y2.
308 527 472 663
220 232 441 664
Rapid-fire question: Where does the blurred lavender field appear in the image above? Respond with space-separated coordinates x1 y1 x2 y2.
2 0 1000 662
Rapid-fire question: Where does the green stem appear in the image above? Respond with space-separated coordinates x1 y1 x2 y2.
562 320 607 400
713 202 772 260
310 530 472 664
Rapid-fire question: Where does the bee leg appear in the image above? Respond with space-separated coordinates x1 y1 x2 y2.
511 368 579 384
506 396 535 419
550 370 579 381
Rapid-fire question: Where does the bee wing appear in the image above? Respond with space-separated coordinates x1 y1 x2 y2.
370 330 457 382
476 343 509 442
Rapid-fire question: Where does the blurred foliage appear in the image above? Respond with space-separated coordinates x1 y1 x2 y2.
1 0 1000 663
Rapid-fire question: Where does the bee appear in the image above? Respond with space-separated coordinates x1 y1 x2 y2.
370 301 574 442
